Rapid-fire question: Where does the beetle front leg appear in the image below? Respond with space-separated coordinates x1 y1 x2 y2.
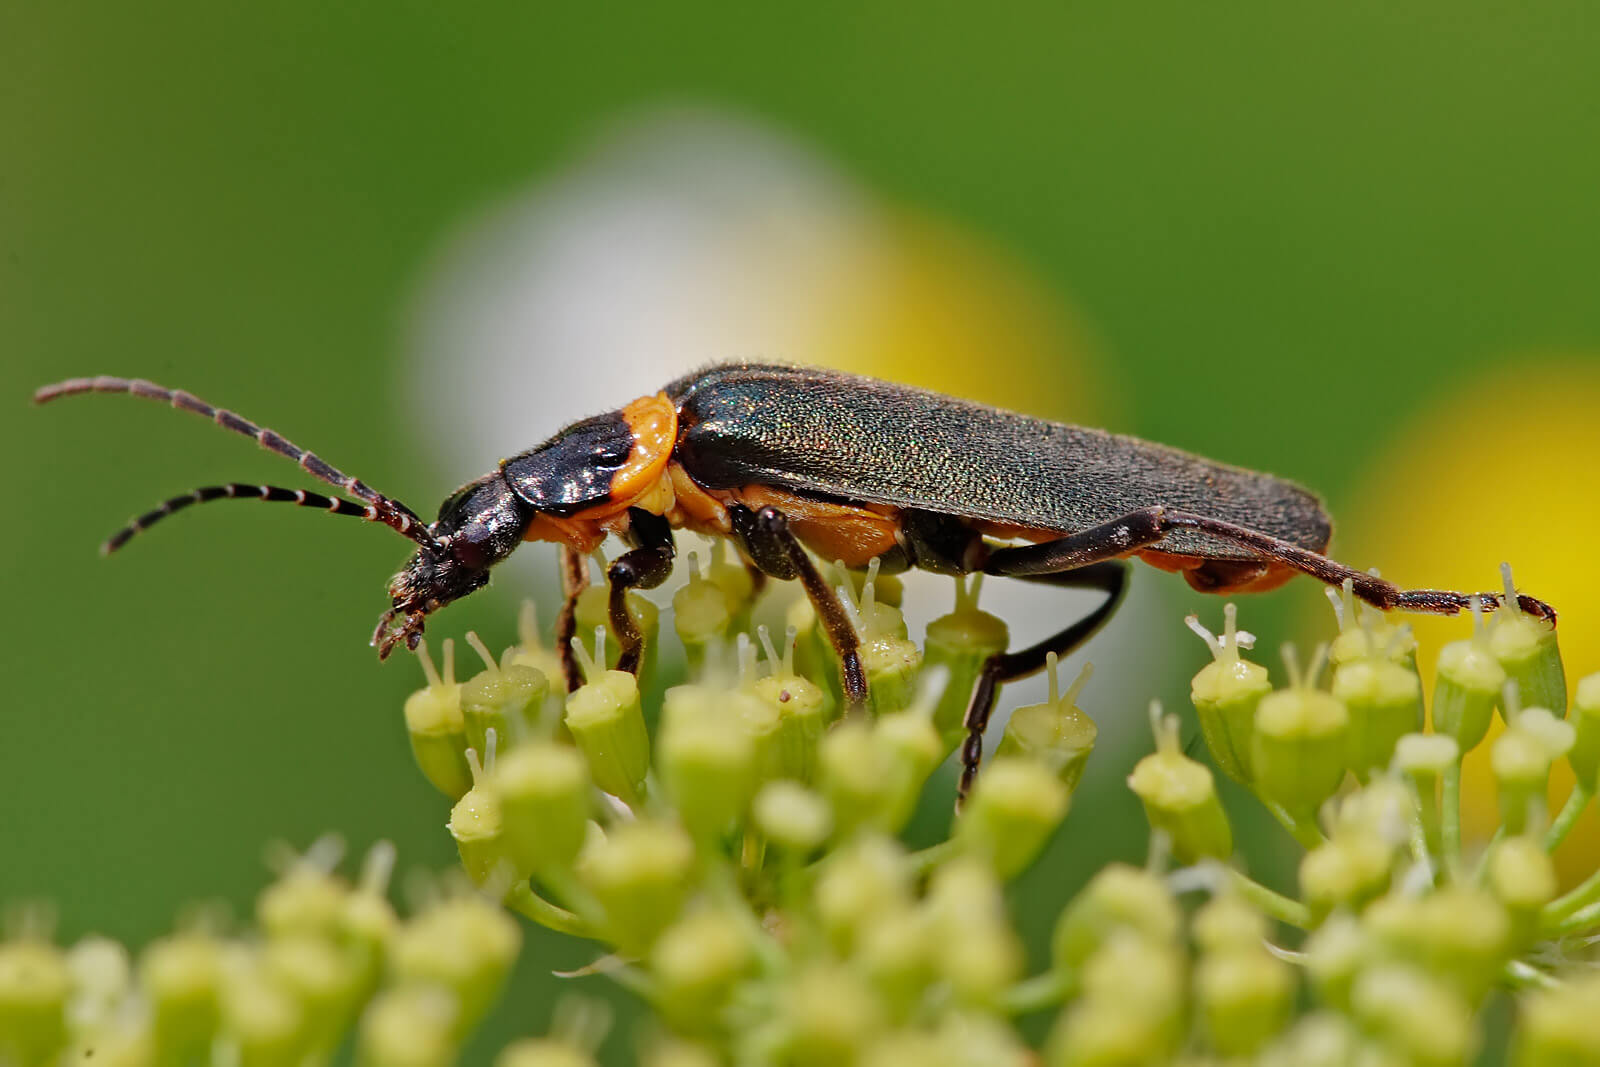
608 509 676 676
556 545 590 692
957 561 1129 807
728 503 867 707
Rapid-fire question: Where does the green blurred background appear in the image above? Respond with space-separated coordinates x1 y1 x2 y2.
6 3 1600 1061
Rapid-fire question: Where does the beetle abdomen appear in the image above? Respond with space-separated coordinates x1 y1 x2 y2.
669 362 1331 562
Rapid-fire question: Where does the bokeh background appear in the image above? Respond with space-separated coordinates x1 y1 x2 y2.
6 3 1600 1061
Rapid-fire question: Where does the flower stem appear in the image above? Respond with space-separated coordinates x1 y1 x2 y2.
1544 782 1593 853
507 883 598 939
1262 799 1324 851
1227 867 1312 929
1442 762 1463 879
1000 970 1072 1015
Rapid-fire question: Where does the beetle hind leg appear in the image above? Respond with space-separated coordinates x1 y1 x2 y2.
957 560 1129 806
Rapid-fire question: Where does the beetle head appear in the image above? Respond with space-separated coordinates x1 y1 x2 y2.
374 474 533 658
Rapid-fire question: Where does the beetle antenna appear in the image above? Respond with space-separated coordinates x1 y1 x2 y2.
34 376 433 548
101 483 404 555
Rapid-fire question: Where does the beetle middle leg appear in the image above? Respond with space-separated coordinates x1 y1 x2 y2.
957 560 1129 805
728 503 867 706
556 545 591 691
607 508 677 676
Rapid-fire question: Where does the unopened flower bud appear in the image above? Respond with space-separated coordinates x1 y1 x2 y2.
262 934 365 1053
496 1038 600 1067
672 554 733 671
1052 864 1180 977
564 630 649 807
388 894 521 1036
1494 722 1560 836
1127 704 1232 862
1365 887 1510 1002
1300 832 1393 921
658 700 756 841
1192 893 1269 953
753 780 832 854
1251 645 1348 818
814 835 913 957
776 964 886 1067
339 844 398 993
819 720 920 837
258 858 348 941
356 986 457 1067
578 819 694 956
219 956 309 1067
491 741 592 877
997 654 1097 792
1351 966 1478 1067
1048 1001 1174 1067
450 746 508 886
1076 934 1186 1050
641 1039 721 1067
1486 836 1558 947
957 756 1070 878
1326 579 1417 670
1196 945 1295 1056
750 626 835 782
856 910 934 1021
1488 564 1566 718
1256 1014 1363 1067
840 559 922 715
141 929 224 1063
1302 915 1368 1012
1333 654 1423 779
461 632 548 754
926 859 1024 1007
404 638 472 799
651 909 756 1031
0 933 70 1067
507 601 567 722
1513 973 1600 1067
1433 604 1506 753
925 575 1009 745
1187 605 1271 785
1571 672 1600 790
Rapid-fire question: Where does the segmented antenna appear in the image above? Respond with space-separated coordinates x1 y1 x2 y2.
33 376 434 549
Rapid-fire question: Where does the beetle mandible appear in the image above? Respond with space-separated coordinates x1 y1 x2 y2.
34 361 1555 798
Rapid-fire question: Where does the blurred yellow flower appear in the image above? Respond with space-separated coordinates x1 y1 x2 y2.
1338 357 1600 884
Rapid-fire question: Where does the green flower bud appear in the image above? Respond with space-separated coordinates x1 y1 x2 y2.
957 756 1070 878
1433 605 1506 753
461 631 549 753
1488 564 1566 718
859 1031 951 1067
1300 831 1393 921
925 574 1009 745
1048 1001 1174 1067
564 630 649 807
1127 704 1232 862
141 929 224 1064
1513 974 1600 1067
855 910 934 1021
705 540 760 628
814 835 913 957
1364 887 1511 1001
1256 1014 1363 1067
508 600 568 724
1051 864 1181 977
404 638 473 800
672 553 733 671
842 559 922 715
1192 893 1269 953
1333 654 1423 779
658 700 756 841
1251 645 1348 818
776 964 886 1067
1078 934 1186 1045
753 780 833 853
219 958 309 1067
933 1015 1031 1067
578 819 695 956
651 909 756 1031
1486 836 1558 947
1302 915 1368 1012
450 746 508 887
1187 604 1271 785
1571 672 1600 790
575 582 659 677
258 855 348 940
996 654 1097 792
819 720 920 838
1396 732 1459 840
66 935 132 1035
491 741 592 877
261 934 365 1053
1196 946 1295 1056
642 1038 721 1067
496 1038 600 1067
1494 724 1557 836
1326 577 1418 669
926 859 1024 1007
356 986 457 1067
751 626 836 782
1351 966 1478 1067
388 894 521 1037
875 707 944 795
339 843 399 994
0 933 70 1067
